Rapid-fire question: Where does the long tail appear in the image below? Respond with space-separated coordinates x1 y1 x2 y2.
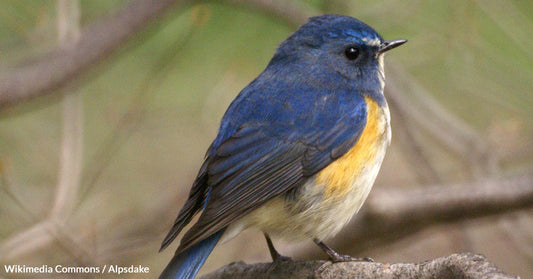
159 229 225 279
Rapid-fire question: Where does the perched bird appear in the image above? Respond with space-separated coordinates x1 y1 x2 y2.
159 14 406 279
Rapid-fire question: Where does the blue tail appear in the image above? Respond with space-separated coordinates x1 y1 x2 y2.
159 229 225 279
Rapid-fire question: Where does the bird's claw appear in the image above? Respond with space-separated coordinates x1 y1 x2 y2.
273 254 293 263
329 254 374 263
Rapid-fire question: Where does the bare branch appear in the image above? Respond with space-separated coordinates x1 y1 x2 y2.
0 219 93 265
0 220 54 260
0 0 188 108
201 253 516 279
50 0 83 219
0 0 317 109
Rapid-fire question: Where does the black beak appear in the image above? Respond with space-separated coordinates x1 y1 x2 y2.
379 39 407 54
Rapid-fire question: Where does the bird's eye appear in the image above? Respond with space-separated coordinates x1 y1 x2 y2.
344 46 359 60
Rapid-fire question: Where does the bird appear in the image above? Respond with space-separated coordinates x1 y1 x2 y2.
159 14 406 279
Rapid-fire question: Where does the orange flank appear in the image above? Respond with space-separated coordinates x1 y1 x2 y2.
316 96 384 199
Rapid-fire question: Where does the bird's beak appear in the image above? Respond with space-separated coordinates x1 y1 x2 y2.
379 39 407 54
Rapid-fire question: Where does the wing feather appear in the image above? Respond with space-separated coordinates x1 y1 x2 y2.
178 143 305 252
164 91 370 254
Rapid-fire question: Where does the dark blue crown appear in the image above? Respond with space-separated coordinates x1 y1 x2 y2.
282 14 384 49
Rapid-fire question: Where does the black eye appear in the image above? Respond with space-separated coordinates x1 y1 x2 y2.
344 46 359 60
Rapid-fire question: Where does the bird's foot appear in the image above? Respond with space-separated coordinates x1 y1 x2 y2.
264 233 293 263
272 252 293 263
314 238 374 263
328 252 374 263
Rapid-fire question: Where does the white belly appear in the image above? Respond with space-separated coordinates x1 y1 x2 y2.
245 138 388 241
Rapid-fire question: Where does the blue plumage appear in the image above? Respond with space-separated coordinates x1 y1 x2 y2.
159 229 225 279
159 14 406 279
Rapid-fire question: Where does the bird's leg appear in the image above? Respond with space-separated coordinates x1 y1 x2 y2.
264 233 292 262
313 239 374 263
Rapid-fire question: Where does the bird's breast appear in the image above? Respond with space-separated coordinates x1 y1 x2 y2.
290 95 390 240
316 95 390 200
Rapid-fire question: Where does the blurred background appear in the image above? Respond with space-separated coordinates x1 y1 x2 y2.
0 0 532 278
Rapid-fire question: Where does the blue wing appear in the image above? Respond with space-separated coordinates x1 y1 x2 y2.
161 81 368 253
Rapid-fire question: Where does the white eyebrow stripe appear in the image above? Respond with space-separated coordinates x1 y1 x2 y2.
361 37 381 46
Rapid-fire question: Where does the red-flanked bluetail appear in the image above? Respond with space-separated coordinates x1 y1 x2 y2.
159 14 406 279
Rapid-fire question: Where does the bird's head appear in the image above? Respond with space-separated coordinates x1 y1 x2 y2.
270 14 406 92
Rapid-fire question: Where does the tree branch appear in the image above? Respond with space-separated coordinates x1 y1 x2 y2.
201 253 516 279
0 0 318 109
51 0 83 220
0 0 187 108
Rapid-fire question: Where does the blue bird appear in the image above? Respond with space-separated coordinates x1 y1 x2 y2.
159 14 406 279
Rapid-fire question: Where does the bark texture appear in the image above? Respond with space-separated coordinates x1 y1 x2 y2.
202 253 517 279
